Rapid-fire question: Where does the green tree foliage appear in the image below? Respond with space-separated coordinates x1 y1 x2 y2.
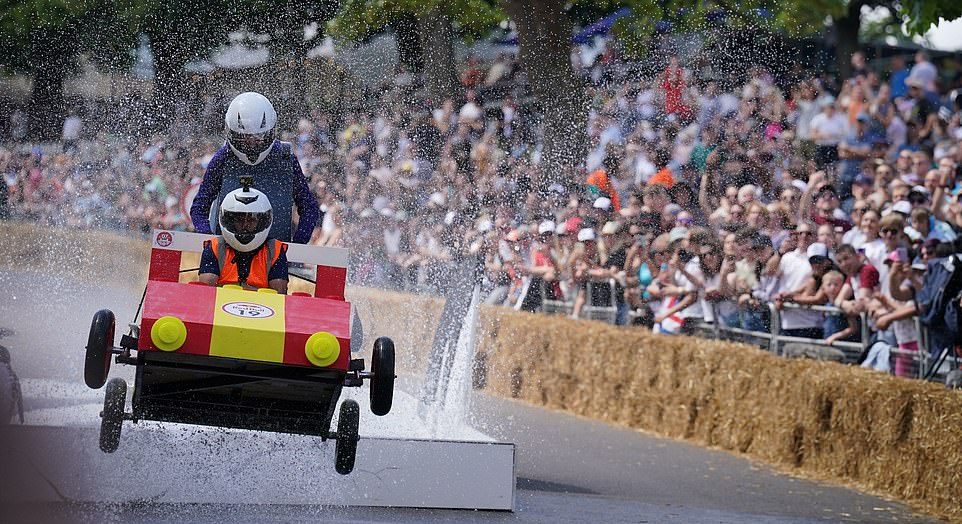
329 0 503 104
0 0 145 137
328 0 503 43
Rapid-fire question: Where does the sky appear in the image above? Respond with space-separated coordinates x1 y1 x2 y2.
926 17 962 51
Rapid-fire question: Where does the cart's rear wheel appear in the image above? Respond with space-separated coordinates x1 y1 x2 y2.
85 309 115 389
334 399 360 475
99 378 126 453
370 337 395 416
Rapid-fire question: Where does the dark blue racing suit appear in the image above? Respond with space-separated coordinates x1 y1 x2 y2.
190 141 319 244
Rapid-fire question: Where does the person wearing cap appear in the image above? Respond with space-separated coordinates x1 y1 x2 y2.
550 220 575 278
570 228 608 319
592 196 614 222
774 242 835 308
883 199 912 218
907 185 930 208
601 221 632 324
516 220 561 312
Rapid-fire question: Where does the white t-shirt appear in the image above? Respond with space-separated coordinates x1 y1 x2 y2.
700 271 736 323
862 239 887 274
892 280 918 345
62 116 82 140
909 61 938 91
777 249 821 329
809 112 849 146
794 99 820 141
842 228 867 249
676 258 705 320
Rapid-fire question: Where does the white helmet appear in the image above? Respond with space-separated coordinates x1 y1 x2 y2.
219 186 273 252
225 92 277 166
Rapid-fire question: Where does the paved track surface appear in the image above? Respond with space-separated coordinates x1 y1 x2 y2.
0 268 939 523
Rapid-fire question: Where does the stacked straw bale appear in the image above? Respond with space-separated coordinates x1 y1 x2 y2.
0 222 150 288
348 289 962 522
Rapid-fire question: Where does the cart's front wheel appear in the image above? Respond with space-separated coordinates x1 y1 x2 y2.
99 378 126 453
334 399 360 475
370 337 395 416
85 309 115 389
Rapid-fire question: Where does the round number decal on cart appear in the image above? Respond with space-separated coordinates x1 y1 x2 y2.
222 302 275 318
155 231 173 247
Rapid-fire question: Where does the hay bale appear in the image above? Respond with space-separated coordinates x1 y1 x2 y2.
782 342 846 362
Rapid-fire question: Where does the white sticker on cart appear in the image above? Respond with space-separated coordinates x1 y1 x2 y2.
222 302 275 318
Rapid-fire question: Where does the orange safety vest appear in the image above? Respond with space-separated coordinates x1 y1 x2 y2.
206 237 286 289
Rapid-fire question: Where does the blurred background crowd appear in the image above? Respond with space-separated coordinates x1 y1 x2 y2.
3 44 962 381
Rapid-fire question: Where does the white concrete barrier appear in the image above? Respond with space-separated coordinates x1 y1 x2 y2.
3 379 515 510
1 424 515 510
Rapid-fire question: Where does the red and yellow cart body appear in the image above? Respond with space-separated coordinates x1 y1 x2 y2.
130 229 355 436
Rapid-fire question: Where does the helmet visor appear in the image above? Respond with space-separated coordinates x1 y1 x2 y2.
221 209 272 243
228 129 274 159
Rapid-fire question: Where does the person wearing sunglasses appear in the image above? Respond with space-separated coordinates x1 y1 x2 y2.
191 92 319 246
874 215 907 278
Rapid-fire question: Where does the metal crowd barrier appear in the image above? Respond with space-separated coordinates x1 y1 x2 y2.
691 302 868 363
535 278 616 322
487 277 960 384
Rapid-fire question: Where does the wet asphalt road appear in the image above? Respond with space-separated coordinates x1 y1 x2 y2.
0 268 940 523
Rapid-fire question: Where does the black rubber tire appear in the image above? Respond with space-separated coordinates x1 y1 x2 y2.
370 337 395 416
99 378 126 453
85 309 115 389
334 399 360 475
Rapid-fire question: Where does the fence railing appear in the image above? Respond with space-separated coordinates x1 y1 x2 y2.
515 277 959 383
393 265 960 384
686 302 867 362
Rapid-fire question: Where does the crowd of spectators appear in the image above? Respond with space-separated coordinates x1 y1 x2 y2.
3 44 962 379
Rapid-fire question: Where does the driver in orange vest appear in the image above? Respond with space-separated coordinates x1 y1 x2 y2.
198 185 289 294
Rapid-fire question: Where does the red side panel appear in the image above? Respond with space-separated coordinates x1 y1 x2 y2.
139 281 215 355
139 279 351 370
314 265 347 300
283 295 352 370
149 248 182 282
